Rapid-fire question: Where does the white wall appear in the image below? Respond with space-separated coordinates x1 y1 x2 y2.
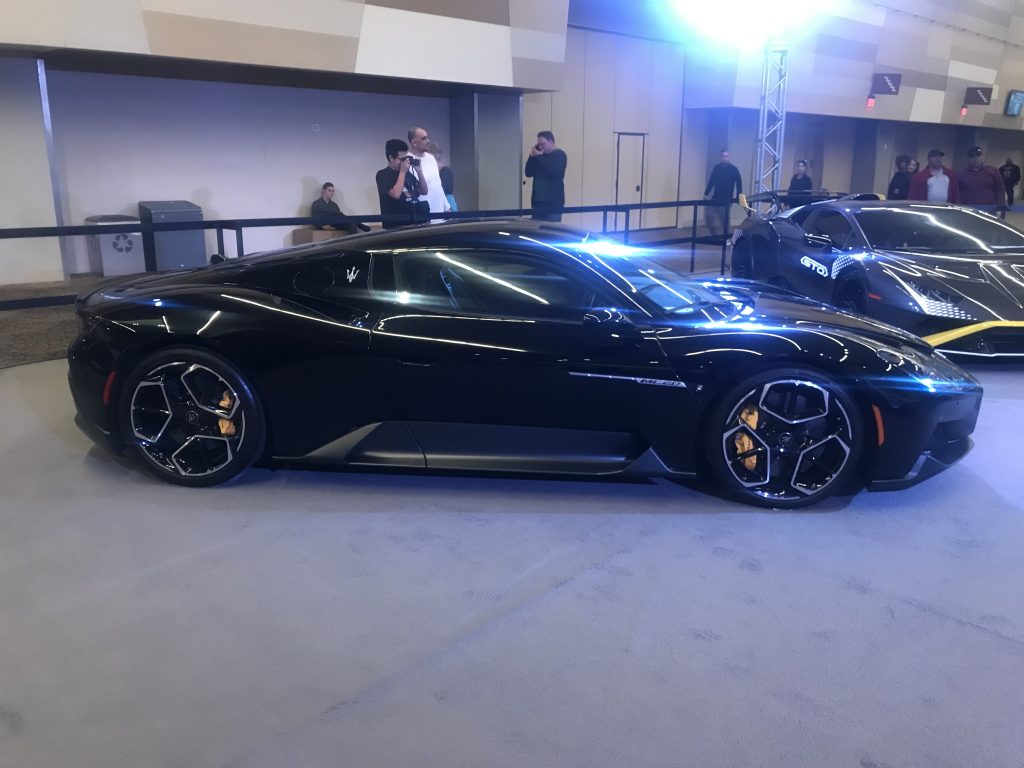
46 71 451 269
0 58 63 284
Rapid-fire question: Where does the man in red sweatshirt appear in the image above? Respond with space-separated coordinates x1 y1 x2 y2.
958 146 1006 215
907 148 959 203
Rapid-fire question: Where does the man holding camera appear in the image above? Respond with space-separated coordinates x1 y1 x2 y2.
525 130 567 222
409 126 450 222
376 138 429 229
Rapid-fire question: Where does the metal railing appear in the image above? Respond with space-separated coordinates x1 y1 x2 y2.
0 198 735 311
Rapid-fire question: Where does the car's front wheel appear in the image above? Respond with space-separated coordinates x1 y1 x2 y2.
703 368 864 508
119 346 266 487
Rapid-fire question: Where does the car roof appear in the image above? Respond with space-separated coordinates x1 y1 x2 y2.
239 219 599 265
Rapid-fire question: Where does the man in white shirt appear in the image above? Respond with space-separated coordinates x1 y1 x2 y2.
408 126 450 222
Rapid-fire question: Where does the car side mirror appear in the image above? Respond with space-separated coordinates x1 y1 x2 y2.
583 308 633 328
803 233 833 250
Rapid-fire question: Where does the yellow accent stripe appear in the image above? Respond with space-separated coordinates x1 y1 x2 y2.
922 320 1024 347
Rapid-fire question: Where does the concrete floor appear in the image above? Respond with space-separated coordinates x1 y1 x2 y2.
0 360 1022 768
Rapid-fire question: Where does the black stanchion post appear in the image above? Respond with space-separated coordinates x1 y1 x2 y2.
602 209 608 234
624 209 631 244
690 202 698 273
235 226 245 259
216 228 225 256
721 202 730 276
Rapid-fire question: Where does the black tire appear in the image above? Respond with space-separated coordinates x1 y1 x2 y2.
703 367 865 509
832 275 868 315
731 239 753 278
119 346 266 487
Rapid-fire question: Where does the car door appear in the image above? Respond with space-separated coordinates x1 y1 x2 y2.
778 208 858 300
368 246 676 471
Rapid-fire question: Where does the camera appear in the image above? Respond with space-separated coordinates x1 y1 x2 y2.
408 156 421 167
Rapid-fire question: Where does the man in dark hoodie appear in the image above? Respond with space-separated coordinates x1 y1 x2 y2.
525 130 567 222
704 149 742 236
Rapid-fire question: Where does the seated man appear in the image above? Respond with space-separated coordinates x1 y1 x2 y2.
310 182 368 233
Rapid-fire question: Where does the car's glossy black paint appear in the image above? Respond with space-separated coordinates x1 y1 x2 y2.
732 200 1024 357
68 220 982 500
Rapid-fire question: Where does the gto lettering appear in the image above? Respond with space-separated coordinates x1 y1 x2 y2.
800 255 828 277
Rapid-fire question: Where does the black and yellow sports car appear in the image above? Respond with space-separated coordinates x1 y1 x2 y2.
731 200 1024 358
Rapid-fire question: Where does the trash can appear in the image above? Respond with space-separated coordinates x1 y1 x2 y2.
138 201 206 272
84 215 145 276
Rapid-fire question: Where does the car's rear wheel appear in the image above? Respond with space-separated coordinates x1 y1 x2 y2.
119 346 265 487
704 368 864 508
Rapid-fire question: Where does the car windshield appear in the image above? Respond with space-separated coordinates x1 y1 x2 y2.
567 239 725 314
854 205 1024 253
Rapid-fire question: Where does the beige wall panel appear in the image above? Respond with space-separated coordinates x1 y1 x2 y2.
512 58 564 91
612 36 652 134
644 41 684 229
510 28 566 62
820 121 855 195
549 28 585 228
143 12 359 71
45 70 449 268
579 31 617 232
141 0 365 35
0 0 70 46
0 59 63 284
509 0 570 34
67 0 148 53
369 0 508 25
678 109 710 202
356 5 513 86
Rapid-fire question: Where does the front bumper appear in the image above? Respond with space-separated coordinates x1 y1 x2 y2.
868 383 982 490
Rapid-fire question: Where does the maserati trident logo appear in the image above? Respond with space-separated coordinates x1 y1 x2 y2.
346 266 360 283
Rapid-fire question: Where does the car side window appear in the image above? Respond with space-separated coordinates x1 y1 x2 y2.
290 251 371 298
382 249 606 319
803 210 854 249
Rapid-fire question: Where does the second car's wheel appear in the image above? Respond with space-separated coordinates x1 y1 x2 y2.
703 368 865 508
833 276 868 314
731 239 753 278
119 346 266 487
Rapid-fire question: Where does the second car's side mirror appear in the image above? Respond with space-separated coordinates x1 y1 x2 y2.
803 233 833 250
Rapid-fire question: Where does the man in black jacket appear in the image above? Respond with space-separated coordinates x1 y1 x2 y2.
311 182 368 233
704 149 742 236
525 130 567 222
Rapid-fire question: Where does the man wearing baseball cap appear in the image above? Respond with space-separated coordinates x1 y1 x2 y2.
907 148 959 203
958 146 1006 215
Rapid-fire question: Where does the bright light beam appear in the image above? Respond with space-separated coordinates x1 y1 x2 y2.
669 0 841 47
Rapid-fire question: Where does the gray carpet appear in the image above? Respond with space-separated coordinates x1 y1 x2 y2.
0 275 101 370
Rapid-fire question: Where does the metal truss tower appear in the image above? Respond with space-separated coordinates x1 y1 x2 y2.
754 43 789 207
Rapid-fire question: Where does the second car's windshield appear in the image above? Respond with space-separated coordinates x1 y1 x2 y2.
571 240 725 314
855 205 1024 252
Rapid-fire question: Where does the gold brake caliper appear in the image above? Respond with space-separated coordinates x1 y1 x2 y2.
734 404 761 471
217 390 237 436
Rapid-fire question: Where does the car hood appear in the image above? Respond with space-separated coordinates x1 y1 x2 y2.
871 249 1024 319
663 279 933 352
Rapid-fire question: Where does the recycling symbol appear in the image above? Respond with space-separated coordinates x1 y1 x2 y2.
112 233 134 252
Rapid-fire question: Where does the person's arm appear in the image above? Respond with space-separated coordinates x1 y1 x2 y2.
386 164 408 200
414 164 427 196
733 168 743 201
946 170 960 204
550 150 567 179
704 168 715 197
993 168 1007 207
907 172 925 201
525 154 539 178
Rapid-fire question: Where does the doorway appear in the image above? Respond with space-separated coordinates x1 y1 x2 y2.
614 132 647 231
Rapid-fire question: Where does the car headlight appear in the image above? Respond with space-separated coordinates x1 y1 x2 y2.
875 344 977 391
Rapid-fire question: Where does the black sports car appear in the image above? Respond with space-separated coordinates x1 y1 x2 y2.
731 200 1024 357
69 220 982 508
